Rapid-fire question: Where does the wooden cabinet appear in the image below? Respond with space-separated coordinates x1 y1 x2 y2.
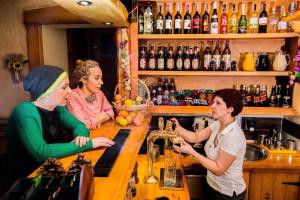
248 172 300 200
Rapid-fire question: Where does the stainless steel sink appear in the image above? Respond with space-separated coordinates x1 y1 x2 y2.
244 143 268 161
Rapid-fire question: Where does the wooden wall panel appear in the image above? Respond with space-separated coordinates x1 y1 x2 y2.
26 24 44 68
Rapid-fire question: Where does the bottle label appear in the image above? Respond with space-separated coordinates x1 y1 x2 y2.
184 59 190 70
203 19 209 31
270 19 278 26
249 17 258 28
165 19 172 29
156 19 163 30
167 59 174 70
139 21 144 33
176 59 183 70
213 55 221 70
259 17 267 25
223 55 231 70
139 58 146 69
260 93 267 102
253 96 260 103
278 21 287 30
157 58 164 70
211 21 218 33
203 55 211 70
193 18 200 28
184 19 191 29
231 18 237 26
149 58 156 69
175 19 182 29
192 59 199 70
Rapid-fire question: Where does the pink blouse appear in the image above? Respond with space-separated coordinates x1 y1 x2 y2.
66 88 114 129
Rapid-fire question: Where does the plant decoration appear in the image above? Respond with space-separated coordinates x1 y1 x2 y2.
118 28 131 91
291 43 300 84
4 53 28 83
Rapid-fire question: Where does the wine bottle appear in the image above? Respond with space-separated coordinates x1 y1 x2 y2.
144 3 154 34
258 3 268 33
157 46 165 70
222 40 231 71
184 4 192 34
249 3 258 33
148 46 156 70
268 7 278 33
238 3 247 33
165 4 173 34
229 4 238 33
174 5 182 34
156 5 164 34
166 46 175 70
203 41 212 70
220 4 228 34
210 1 219 34
193 4 201 34
202 4 210 34
138 6 144 34
212 40 221 70
175 46 183 71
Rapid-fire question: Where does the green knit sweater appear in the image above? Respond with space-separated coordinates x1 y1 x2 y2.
0 102 93 194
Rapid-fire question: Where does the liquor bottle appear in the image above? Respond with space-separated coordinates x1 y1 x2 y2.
202 4 210 34
209 59 217 71
252 87 261 107
174 5 182 34
157 46 165 70
184 4 192 34
139 45 147 70
165 4 173 34
231 59 237 71
138 6 144 34
238 3 247 33
183 46 191 71
163 78 170 96
151 85 157 104
269 86 277 107
148 46 156 70
249 3 258 33
156 5 164 34
191 46 199 70
203 41 212 70
220 4 228 34
259 85 268 106
166 46 175 70
156 78 163 105
268 7 278 33
169 78 176 101
213 40 221 70
175 46 183 71
241 85 248 106
229 4 238 33
287 2 296 32
222 40 231 71
275 84 282 107
210 1 219 34
282 85 291 108
245 87 252 106
193 4 201 34
277 6 287 33
144 3 154 34
258 3 268 33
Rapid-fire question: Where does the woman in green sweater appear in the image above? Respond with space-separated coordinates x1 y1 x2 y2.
0 65 114 195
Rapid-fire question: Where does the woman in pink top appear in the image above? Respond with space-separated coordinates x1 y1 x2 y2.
67 59 114 129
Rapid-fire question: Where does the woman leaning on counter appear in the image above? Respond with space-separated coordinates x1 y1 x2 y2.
172 89 246 200
66 59 114 130
0 65 114 196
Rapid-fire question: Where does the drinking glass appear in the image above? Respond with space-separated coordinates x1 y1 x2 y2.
164 158 177 186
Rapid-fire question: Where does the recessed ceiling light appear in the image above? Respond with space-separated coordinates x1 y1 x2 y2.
77 0 92 6
104 22 113 26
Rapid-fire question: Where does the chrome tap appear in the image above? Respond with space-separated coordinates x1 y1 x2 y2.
144 117 180 184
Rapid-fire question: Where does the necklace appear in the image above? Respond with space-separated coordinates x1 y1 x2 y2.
85 95 96 103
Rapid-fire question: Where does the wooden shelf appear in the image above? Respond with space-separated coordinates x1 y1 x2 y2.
138 33 299 40
285 10 300 22
149 106 298 116
138 71 291 77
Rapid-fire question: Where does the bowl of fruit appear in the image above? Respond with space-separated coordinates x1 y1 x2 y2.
115 110 145 127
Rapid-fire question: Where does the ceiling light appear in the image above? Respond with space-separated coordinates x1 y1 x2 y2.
104 22 113 26
77 0 92 6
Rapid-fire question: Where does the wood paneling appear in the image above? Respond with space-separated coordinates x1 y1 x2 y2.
26 24 44 68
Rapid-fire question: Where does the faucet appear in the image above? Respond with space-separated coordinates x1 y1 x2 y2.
144 117 180 184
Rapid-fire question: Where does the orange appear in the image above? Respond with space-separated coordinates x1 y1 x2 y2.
118 110 129 117
129 111 137 118
126 115 133 124
115 94 122 101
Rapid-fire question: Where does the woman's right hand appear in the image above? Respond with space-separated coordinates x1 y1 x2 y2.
92 137 115 148
169 118 180 131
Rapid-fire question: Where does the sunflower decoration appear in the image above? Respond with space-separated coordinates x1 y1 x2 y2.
4 53 28 83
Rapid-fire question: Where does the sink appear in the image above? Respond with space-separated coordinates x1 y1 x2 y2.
244 143 268 161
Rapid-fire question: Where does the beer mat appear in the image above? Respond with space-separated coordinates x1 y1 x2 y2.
159 168 183 190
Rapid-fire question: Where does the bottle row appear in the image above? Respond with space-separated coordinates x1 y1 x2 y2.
139 40 237 71
139 1 297 34
148 78 292 107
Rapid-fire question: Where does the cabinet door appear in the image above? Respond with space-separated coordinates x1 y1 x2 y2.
249 172 300 200
243 171 250 200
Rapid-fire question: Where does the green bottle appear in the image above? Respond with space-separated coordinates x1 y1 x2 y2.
238 3 247 33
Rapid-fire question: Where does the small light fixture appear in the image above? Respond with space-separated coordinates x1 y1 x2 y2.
77 0 92 6
104 22 113 26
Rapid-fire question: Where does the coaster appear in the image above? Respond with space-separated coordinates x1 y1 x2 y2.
159 168 183 190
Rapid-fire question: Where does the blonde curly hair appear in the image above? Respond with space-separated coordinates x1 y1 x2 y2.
71 59 101 88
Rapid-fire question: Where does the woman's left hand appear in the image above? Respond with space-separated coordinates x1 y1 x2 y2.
173 140 195 156
73 136 90 147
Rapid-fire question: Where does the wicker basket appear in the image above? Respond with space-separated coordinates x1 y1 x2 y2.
112 78 153 113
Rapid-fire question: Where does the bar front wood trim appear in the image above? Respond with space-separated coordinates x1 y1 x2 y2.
26 24 44 68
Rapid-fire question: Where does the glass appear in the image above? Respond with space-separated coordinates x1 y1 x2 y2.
150 144 160 163
164 158 177 186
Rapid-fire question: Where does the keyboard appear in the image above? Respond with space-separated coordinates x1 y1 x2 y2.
94 129 131 177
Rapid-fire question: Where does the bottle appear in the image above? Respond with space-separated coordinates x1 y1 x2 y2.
220 4 228 34
156 78 163 105
210 1 219 34
193 4 201 34
287 2 296 32
183 46 191 71
282 85 291 108
157 46 165 70
229 4 238 33
203 41 212 70
277 6 287 33
174 5 182 34
269 86 277 107
184 4 192 34
259 85 268 106
169 78 176 101
209 59 217 71
175 46 183 71
148 46 156 70
139 45 147 70
213 40 221 70
202 4 210 34
258 3 268 33
166 46 174 70
249 3 258 33
238 3 247 33
138 6 144 34
245 87 252 106
241 85 248 106
191 46 199 70
156 5 164 34
165 4 173 34
151 85 157 104
275 84 282 107
163 78 170 96
144 3 154 34
268 7 278 33
222 40 231 71
252 87 261 107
